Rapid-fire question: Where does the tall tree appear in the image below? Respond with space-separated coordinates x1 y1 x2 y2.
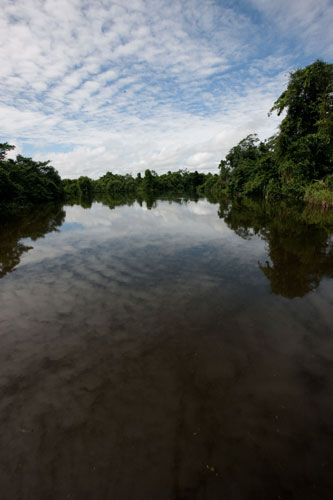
270 60 333 184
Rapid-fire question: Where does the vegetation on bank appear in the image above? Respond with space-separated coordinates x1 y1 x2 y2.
0 143 63 209
1 60 332 209
62 168 206 203
200 60 333 205
303 176 333 208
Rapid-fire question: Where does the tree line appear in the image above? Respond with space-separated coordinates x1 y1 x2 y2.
62 169 206 202
1 60 332 210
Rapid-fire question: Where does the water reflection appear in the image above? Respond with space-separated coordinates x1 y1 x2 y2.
0 203 65 278
2 196 332 299
217 197 333 298
0 197 332 499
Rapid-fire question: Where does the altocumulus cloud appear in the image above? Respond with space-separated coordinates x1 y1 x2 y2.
1 0 332 178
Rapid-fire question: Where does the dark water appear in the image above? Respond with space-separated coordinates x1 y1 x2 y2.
0 196 333 500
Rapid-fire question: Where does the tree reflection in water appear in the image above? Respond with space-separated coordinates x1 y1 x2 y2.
217 197 333 298
0 204 66 278
1 196 333 299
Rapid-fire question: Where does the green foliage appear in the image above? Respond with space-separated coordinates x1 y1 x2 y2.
208 60 333 203
304 176 333 208
198 173 221 195
0 144 64 208
77 176 93 197
0 143 15 161
62 178 80 197
271 60 332 139
94 171 137 195
143 169 157 192
214 134 280 198
60 167 210 208
271 60 333 191
92 168 208 198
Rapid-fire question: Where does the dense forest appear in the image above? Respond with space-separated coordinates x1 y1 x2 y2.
0 60 332 210
62 168 206 202
0 144 64 208
200 60 333 206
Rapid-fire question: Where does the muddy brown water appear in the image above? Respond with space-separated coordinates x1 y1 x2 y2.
0 197 332 500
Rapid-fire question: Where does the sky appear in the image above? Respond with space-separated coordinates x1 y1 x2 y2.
1 0 332 179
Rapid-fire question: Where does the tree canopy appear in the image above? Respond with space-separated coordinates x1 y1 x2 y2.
0 144 64 207
201 60 333 205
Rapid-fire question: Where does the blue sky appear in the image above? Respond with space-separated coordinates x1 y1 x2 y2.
1 0 332 178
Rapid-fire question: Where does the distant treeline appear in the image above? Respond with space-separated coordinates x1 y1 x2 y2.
63 169 206 200
1 60 332 210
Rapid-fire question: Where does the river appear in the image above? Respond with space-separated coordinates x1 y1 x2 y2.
0 196 332 499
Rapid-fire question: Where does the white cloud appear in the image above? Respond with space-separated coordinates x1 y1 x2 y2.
19 199 233 267
249 0 333 57
0 0 331 177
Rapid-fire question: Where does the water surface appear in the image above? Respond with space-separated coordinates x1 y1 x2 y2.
0 197 333 500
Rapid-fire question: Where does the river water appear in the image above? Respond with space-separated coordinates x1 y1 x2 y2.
0 196 332 499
